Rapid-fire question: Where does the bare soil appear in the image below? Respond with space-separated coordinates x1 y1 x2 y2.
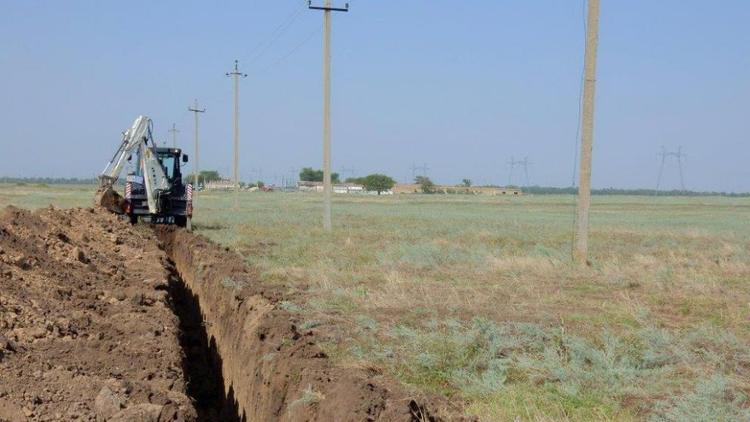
0 206 471 421
0 206 196 421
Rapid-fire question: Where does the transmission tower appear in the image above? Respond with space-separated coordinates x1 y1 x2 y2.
339 166 357 180
410 163 430 180
507 156 531 186
655 146 686 193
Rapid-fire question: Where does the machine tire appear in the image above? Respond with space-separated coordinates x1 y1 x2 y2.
128 214 138 225
175 216 187 228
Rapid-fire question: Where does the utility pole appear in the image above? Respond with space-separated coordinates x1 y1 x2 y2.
188 100 206 193
573 0 600 265
309 0 349 231
226 60 247 207
168 124 180 148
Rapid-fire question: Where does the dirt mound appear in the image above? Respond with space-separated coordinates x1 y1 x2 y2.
159 228 473 422
0 206 196 421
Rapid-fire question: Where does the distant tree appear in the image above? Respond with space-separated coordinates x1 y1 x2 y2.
188 170 222 185
415 176 435 194
462 179 472 187
362 174 395 195
299 167 340 183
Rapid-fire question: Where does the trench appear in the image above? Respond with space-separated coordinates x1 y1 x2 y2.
165 259 243 422
154 227 464 422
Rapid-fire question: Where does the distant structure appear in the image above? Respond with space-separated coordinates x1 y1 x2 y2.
393 184 522 196
507 156 531 186
656 146 686 193
204 179 236 191
298 181 364 194
410 163 430 180
168 124 180 148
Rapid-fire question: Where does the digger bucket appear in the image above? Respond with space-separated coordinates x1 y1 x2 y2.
95 186 126 215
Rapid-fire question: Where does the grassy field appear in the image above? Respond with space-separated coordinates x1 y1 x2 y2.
2 183 749 421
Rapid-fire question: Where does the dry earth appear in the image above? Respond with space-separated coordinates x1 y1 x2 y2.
0 206 469 421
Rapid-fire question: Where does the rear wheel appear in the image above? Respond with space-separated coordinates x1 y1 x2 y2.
128 214 138 225
174 216 187 228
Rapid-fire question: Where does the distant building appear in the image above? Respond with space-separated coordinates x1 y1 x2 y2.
204 179 235 190
297 181 365 194
392 183 522 195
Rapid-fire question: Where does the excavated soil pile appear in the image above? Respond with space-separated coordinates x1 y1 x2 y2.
159 228 473 422
0 206 196 421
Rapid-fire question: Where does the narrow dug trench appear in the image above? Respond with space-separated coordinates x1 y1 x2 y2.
165 260 242 421
157 227 474 422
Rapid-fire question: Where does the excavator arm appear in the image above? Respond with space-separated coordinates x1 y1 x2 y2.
97 116 170 215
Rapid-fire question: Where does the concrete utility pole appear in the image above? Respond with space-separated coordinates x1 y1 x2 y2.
573 0 600 265
188 100 206 193
309 0 349 231
168 124 179 148
226 60 247 205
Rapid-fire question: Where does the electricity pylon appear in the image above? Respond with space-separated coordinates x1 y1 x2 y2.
655 146 686 193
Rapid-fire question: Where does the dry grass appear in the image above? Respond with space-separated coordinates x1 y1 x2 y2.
3 184 749 420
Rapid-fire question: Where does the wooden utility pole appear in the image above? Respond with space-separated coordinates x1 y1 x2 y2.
573 0 600 265
188 100 206 193
226 60 247 208
309 0 348 231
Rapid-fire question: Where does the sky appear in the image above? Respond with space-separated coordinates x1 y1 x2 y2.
1 0 748 191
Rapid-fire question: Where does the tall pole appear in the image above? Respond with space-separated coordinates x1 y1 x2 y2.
226 60 247 207
188 100 206 193
169 124 179 148
322 2 332 230
573 0 600 265
309 0 348 231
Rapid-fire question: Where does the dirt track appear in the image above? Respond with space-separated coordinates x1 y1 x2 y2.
0 206 470 422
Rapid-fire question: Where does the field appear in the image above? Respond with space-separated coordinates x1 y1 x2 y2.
2 183 749 421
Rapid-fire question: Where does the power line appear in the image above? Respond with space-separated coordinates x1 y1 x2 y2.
246 6 306 66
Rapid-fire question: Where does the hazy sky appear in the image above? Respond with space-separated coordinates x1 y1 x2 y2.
1 1 748 191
